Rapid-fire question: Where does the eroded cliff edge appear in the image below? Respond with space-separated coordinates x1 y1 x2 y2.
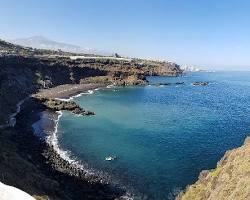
0 39 182 125
0 39 182 199
177 137 250 200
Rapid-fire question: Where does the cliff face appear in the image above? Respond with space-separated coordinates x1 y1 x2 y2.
0 39 182 125
0 39 183 199
0 56 103 123
177 137 250 200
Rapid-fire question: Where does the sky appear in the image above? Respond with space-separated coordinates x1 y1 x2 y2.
1 0 250 70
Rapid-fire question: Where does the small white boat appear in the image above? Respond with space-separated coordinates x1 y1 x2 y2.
105 156 117 161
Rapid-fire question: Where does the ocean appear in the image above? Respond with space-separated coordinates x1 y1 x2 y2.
56 72 250 199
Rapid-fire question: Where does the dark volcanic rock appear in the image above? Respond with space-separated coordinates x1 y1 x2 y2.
4 98 126 200
0 39 183 123
0 53 182 123
0 38 183 199
154 83 171 86
192 81 209 86
38 98 95 116
175 82 184 85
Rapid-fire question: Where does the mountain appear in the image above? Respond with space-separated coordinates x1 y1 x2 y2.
9 36 111 55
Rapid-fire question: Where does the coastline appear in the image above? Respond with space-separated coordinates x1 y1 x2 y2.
177 136 250 200
0 40 183 199
5 81 250 200
34 109 113 184
38 82 250 200
34 83 109 100
9 83 129 200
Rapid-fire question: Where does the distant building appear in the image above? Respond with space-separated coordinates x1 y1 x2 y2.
181 65 201 72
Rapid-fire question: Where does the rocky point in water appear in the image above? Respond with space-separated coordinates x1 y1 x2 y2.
0 38 184 199
38 98 95 116
192 82 209 86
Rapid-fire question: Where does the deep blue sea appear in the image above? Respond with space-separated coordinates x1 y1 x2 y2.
57 72 250 200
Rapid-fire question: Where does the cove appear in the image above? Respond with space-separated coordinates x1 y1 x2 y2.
57 72 250 200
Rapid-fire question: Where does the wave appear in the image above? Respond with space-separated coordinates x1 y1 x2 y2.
47 86 119 167
107 84 115 88
47 111 89 170
54 90 94 102
55 85 117 102
34 85 133 199
32 111 107 179
44 110 134 199
88 89 94 94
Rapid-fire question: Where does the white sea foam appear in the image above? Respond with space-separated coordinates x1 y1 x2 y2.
45 111 104 179
54 89 94 102
107 84 115 88
39 87 104 171
40 86 133 198
47 111 83 168
45 110 133 199
46 86 122 172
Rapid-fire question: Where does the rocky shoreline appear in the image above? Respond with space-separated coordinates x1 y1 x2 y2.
15 82 250 200
37 98 95 116
1 86 130 200
177 136 250 200
35 83 107 100
0 39 184 199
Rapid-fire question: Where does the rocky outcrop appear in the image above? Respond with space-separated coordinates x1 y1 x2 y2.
154 83 171 86
0 39 183 199
176 82 185 85
177 137 250 200
151 82 185 86
0 44 182 124
192 82 209 86
38 98 95 115
0 98 125 200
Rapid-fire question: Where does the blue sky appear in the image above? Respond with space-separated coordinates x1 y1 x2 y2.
1 0 250 70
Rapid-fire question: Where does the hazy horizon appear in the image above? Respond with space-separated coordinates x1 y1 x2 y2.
1 0 250 70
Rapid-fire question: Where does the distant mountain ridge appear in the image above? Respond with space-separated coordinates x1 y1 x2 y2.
9 36 111 55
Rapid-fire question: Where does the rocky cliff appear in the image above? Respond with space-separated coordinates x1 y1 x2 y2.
0 39 182 125
177 137 250 200
0 39 183 199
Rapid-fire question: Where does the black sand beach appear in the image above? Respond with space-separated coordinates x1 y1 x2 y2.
0 84 128 200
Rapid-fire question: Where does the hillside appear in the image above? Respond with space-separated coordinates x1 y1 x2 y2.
0 39 184 199
0 39 182 125
177 137 250 200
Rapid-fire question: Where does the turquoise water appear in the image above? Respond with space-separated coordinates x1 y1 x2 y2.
57 72 250 199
